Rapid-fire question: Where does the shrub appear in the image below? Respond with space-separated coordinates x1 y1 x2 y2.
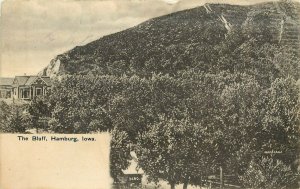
239 157 297 189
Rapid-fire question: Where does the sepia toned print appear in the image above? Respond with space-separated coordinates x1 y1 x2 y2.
0 0 300 188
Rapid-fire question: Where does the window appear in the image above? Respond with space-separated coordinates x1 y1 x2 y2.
7 91 11 98
23 90 29 99
36 88 42 96
21 88 30 99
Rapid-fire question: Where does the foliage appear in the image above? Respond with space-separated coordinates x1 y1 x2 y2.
136 116 212 189
239 157 298 189
46 2 300 85
0 101 11 132
213 74 262 172
9 105 26 133
257 77 300 166
29 70 299 188
110 128 132 182
25 96 51 132
0 101 26 133
13 1 300 187
109 74 192 141
48 76 118 133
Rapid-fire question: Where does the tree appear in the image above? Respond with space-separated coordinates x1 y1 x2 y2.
136 116 211 189
216 74 263 173
109 74 190 142
0 101 12 132
175 119 212 189
48 75 116 133
258 77 300 166
136 116 180 189
239 157 298 189
108 75 154 141
8 103 26 133
0 101 26 133
26 96 51 133
110 128 132 183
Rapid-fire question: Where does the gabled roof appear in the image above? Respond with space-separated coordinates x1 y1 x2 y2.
24 76 38 85
0 77 14 86
14 76 30 85
41 77 52 86
13 76 52 86
27 76 51 86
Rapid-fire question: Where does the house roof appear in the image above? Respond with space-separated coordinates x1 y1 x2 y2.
41 77 52 86
13 76 52 86
24 76 38 85
0 77 14 86
14 76 31 85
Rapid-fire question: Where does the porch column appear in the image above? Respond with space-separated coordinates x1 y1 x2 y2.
16 87 18 99
33 86 36 98
29 87 32 99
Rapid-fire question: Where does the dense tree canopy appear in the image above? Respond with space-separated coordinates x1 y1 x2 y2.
0 101 26 133
7 1 299 188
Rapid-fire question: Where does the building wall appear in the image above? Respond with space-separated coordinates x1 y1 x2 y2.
1 77 51 100
13 87 18 99
13 85 51 100
0 86 13 98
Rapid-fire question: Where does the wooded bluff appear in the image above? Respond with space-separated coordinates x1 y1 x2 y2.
2 1 300 188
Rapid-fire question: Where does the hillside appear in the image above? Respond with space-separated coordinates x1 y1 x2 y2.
39 1 300 79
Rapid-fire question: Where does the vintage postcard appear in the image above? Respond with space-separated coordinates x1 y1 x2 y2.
0 0 299 188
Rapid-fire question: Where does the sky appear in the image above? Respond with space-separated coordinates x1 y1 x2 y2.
0 0 281 77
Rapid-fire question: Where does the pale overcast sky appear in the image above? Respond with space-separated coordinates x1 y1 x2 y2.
0 0 281 77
